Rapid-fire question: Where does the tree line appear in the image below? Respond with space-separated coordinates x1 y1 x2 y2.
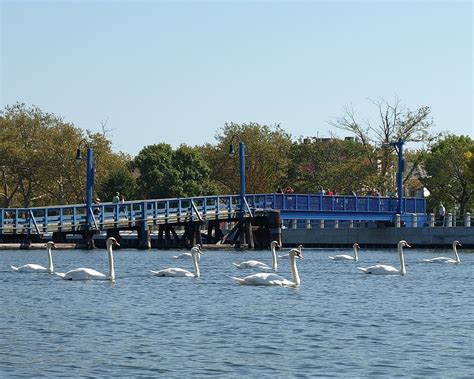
1 101 473 215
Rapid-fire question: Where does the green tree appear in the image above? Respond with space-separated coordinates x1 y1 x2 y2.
173 145 213 196
133 144 178 199
421 134 474 214
133 143 212 199
201 122 293 194
467 147 474 190
0 103 129 207
286 138 376 194
0 103 59 207
98 166 137 202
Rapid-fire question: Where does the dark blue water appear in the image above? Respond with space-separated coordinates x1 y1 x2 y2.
1 246 473 378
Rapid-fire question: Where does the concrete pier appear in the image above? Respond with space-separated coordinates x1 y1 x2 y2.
283 226 474 248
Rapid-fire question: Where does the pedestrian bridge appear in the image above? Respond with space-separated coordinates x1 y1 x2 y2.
0 193 426 236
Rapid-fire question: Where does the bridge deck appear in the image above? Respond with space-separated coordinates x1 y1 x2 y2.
0 193 426 235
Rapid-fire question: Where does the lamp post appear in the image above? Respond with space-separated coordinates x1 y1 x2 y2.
76 140 94 230
228 141 246 221
383 138 404 214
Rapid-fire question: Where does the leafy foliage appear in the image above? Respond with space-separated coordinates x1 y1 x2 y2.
0 103 129 207
421 134 474 214
201 122 293 194
286 138 376 195
98 166 137 202
1 101 472 218
132 143 212 199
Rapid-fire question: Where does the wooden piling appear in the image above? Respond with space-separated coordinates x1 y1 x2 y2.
245 219 254 249
106 229 121 245
137 220 151 250
82 230 96 249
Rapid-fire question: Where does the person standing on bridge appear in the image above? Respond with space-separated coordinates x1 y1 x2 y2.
119 193 126 216
438 202 446 226
93 198 101 216
113 192 120 204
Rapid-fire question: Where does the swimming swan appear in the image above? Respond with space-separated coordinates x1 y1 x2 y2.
329 243 360 261
233 241 280 271
422 240 461 264
56 237 120 281
10 241 55 274
358 240 410 275
151 245 203 277
231 248 303 287
278 244 303 259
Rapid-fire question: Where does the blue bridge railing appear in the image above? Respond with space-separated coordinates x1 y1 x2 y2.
0 193 426 235
246 193 425 214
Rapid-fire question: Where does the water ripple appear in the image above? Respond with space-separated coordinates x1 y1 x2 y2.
0 248 473 377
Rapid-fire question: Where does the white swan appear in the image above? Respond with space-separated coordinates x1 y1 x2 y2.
233 241 279 271
329 243 360 261
358 240 410 275
151 245 203 277
56 237 120 281
422 240 461 264
231 248 303 287
278 244 303 259
10 241 55 274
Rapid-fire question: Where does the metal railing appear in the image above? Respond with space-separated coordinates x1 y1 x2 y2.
0 193 427 235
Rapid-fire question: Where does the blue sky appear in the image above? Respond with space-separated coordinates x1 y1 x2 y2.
1 1 472 156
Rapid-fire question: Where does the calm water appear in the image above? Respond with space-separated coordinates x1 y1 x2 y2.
1 246 473 378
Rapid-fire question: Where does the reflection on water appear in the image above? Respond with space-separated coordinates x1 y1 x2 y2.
1 247 473 377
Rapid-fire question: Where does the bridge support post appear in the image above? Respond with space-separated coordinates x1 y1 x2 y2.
82 230 96 249
207 222 213 242
395 214 401 228
233 219 254 249
268 211 282 248
137 221 151 250
106 229 121 244
465 213 471 227
165 225 172 246
349 220 354 228
429 213 435 227
207 220 224 243
182 222 203 248
305 220 311 229
195 222 203 247
237 221 245 247
183 223 192 247
52 232 67 243
446 213 453 227
411 214 417 228
158 224 164 247
245 219 254 249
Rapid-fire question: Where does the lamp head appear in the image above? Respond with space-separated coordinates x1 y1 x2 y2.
75 148 83 161
228 144 235 158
